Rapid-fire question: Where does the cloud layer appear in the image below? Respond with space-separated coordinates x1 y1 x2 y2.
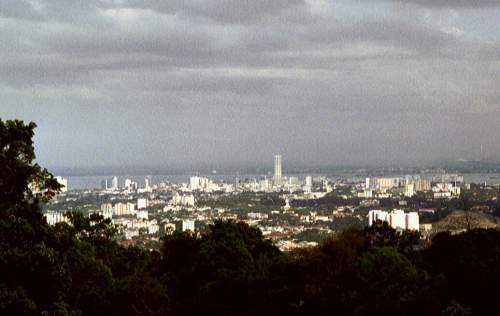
384 0 500 9
0 0 499 169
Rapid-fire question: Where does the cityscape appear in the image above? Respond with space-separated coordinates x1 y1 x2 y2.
1 0 499 315
43 154 499 251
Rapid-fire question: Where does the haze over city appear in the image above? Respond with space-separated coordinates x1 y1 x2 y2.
1 0 499 170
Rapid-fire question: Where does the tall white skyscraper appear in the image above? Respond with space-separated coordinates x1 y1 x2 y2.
124 178 132 189
274 154 282 185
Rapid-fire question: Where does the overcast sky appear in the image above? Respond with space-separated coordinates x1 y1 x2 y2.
0 0 499 170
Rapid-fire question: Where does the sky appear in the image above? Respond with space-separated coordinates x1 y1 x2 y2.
0 0 499 170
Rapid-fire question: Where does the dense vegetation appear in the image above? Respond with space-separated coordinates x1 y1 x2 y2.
1 119 500 315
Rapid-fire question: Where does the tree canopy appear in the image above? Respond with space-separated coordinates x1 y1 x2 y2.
1 118 499 315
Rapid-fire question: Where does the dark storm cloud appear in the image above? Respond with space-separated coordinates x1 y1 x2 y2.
0 0 499 167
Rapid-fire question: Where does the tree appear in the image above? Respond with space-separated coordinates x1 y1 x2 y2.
0 119 69 314
0 119 169 315
160 220 284 315
0 119 61 208
459 192 473 230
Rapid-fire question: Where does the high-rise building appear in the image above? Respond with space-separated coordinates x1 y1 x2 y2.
389 209 406 229
137 198 148 210
274 154 282 185
189 176 212 191
368 209 419 231
405 212 420 230
304 176 313 193
171 192 195 207
305 176 312 187
368 210 388 226
124 178 132 190
101 179 109 190
414 179 431 192
111 176 118 190
365 177 371 189
404 183 415 197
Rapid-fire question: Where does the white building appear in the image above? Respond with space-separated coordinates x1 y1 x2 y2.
247 212 269 220
124 178 132 190
414 179 431 192
189 176 212 191
361 189 373 198
171 193 195 207
366 177 400 191
389 209 406 230
368 209 419 231
137 198 148 210
113 202 136 216
367 210 389 226
45 211 69 225
404 183 415 197
137 210 148 220
405 212 420 230
274 154 282 186
146 220 159 234
305 176 312 187
304 176 312 193
365 177 371 189
259 178 271 192
101 203 113 214
432 182 461 198
111 176 118 190
288 177 300 186
181 219 194 232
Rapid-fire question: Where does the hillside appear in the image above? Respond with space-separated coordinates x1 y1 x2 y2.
434 210 498 231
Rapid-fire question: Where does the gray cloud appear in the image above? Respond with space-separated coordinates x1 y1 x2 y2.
0 0 499 168
124 0 311 24
384 0 500 9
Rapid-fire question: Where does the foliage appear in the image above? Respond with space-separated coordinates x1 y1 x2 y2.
2 118 500 315
294 228 331 243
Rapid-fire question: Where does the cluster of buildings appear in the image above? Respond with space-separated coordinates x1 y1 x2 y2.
45 210 70 225
101 176 153 193
189 176 216 191
113 216 159 240
367 209 420 231
171 192 195 207
44 155 484 250
100 201 137 216
360 174 461 199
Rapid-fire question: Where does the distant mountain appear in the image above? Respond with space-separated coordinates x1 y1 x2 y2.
441 161 500 173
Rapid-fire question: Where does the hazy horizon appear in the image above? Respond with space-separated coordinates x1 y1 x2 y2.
1 0 499 168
